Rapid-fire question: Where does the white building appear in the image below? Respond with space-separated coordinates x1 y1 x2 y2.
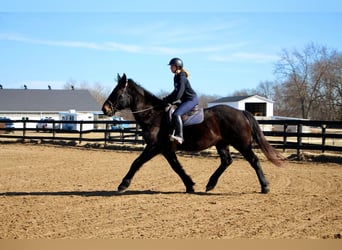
208 95 274 117
0 88 101 128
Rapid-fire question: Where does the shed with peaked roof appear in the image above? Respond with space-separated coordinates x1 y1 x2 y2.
208 95 274 117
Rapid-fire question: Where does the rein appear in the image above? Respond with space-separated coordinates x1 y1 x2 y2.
107 81 161 114
130 106 155 114
107 99 156 114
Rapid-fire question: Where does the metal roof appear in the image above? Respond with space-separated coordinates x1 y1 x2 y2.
209 95 273 103
0 89 101 112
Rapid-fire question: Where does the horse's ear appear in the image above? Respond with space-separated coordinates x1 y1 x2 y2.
116 73 121 82
116 73 126 86
119 74 127 86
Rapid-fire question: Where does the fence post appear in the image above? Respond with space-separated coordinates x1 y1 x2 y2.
120 128 124 143
322 124 327 153
106 123 111 146
52 120 56 139
79 121 83 144
135 124 139 144
104 122 108 146
283 123 288 152
297 123 302 160
22 119 27 141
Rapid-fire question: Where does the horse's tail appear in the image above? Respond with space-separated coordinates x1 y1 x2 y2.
243 111 284 167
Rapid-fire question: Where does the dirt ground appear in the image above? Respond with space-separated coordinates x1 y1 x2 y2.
0 143 341 239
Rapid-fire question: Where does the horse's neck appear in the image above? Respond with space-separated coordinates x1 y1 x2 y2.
132 108 163 132
131 96 163 128
131 92 154 112
131 86 160 111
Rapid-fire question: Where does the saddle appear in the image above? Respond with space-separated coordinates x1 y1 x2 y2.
166 104 204 126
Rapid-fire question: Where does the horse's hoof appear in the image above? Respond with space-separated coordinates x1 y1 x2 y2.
116 187 126 193
261 186 270 194
186 187 195 193
117 179 131 193
117 186 126 193
205 185 214 192
206 178 217 192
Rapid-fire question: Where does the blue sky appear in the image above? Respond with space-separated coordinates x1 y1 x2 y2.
1 0 342 96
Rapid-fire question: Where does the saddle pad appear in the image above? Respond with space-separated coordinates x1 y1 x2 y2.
167 105 204 126
183 108 204 126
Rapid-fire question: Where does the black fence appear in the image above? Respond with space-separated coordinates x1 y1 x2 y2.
1 119 341 157
0 119 144 145
257 119 342 156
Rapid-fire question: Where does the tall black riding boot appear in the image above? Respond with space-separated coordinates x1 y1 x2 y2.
170 115 184 144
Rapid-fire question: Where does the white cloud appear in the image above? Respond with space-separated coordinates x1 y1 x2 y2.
145 44 234 55
209 52 278 63
0 33 102 50
0 33 245 56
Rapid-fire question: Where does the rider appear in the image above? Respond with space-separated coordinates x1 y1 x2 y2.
163 58 198 144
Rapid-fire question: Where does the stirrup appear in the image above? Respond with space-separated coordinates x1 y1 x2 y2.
170 134 184 144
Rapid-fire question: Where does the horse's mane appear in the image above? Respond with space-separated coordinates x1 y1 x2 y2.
128 78 162 105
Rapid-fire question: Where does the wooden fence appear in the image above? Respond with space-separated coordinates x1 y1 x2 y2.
1 119 341 158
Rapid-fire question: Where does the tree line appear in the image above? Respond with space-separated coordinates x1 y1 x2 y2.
232 43 341 120
67 43 342 121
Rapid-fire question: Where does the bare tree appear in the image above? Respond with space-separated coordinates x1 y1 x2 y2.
64 78 78 90
319 54 342 120
256 81 276 100
64 79 111 107
85 82 110 106
232 89 255 96
230 81 276 100
275 43 339 119
198 94 221 108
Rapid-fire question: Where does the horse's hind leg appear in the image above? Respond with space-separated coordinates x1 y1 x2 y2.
240 147 269 194
206 145 233 192
163 151 195 193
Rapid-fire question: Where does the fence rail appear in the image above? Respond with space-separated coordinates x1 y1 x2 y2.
257 119 342 156
1 119 341 158
0 119 144 145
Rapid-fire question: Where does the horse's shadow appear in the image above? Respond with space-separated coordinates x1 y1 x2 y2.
0 189 256 197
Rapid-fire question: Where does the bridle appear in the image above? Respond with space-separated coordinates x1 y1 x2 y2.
106 81 156 114
106 99 117 114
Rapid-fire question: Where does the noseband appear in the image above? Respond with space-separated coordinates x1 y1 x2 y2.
105 81 128 114
106 99 116 114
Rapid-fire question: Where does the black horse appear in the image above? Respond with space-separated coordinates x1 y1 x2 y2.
102 74 283 194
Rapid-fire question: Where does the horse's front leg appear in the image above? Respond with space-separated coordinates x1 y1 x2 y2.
162 151 195 193
117 145 159 193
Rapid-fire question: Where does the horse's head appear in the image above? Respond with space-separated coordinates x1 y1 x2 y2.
102 73 132 116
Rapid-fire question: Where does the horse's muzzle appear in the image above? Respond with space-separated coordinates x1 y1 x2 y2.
102 103 114 116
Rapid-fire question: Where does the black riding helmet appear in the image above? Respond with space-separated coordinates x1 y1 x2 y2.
168 58 183 68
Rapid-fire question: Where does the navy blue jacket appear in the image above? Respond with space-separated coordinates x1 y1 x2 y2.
164 71 197 104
